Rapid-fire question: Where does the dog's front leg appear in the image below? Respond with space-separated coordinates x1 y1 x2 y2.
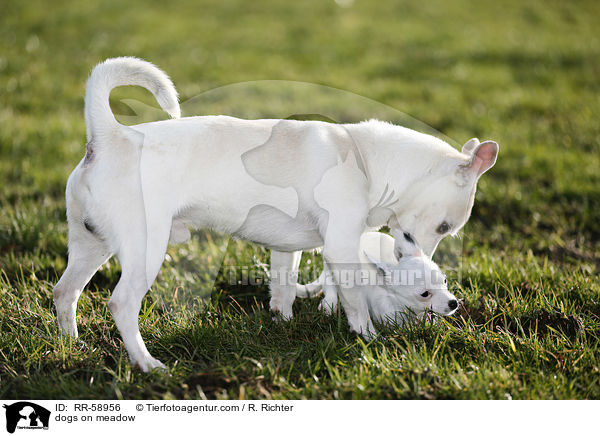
323 231 376 340
313 151 375 339
319 203 375 338
318 263 339 315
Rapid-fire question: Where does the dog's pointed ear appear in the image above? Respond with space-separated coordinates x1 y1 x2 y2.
363 250 393 278
461 137 479 155
394 232 422 260
459 140 498 180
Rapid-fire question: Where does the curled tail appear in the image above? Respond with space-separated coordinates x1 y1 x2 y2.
84 57 180 142
295 271 325 298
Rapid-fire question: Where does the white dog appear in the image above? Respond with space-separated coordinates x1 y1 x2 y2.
53 57 498 371
297 232 458 325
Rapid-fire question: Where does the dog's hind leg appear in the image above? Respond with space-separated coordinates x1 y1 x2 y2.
53 223 112 337
108 212 172 372
269 250 302 320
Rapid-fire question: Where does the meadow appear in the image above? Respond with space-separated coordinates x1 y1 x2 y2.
0 0 599 399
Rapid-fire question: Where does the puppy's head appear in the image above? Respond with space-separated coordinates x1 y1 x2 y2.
391 138 498 256
365 232 458 317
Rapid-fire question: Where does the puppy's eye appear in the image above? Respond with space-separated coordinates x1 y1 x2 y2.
420 291 430 298
436 221 450 234
443 277 447 284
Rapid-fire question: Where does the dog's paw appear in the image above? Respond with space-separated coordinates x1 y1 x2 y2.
135 356 167 373
57 318 79 338
318 299 338 315
359 326 378 342
269 299 293 322
271 309 293 323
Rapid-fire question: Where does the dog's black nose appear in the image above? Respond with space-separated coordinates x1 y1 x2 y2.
448 299 458 310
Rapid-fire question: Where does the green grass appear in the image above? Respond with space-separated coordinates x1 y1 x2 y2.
1 0 599 399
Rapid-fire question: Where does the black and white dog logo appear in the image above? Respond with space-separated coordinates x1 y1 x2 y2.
3 402 50 433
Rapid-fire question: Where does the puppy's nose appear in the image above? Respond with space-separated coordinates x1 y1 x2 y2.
448 299 458 310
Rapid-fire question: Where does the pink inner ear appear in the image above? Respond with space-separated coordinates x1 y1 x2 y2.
476 141 498 162
470 140 498 177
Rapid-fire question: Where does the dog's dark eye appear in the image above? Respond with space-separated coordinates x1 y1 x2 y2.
420 291 430 298
443 277 447 284
436 221 450 234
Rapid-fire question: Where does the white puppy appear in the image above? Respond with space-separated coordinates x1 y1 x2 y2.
53 58 498 371
297 232 458 325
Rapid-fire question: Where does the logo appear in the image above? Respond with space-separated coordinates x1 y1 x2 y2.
3 402 50 434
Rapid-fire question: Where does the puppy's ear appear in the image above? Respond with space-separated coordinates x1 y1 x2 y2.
394 232 422 260
363 250 393 280
459 140 499 179
461 137 480 155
